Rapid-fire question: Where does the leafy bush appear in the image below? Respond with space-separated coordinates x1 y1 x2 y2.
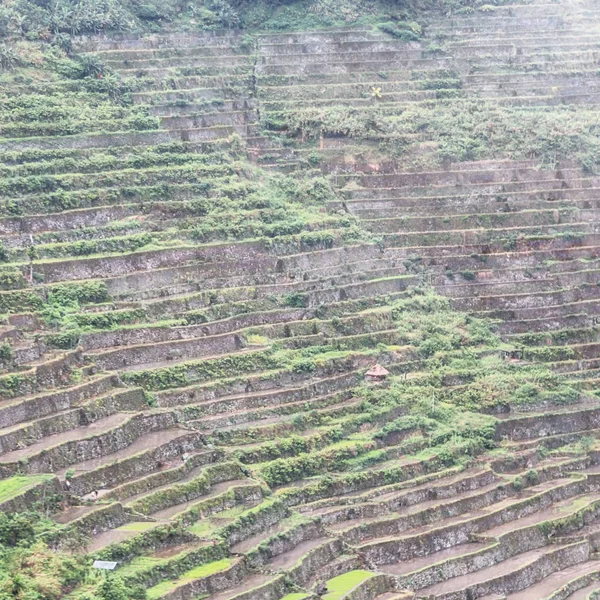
283 292 308 308
291 358 316 373
0 512 37 546
98 576 129 600
525 469 539 486
0 513 87 600
0 343 12 362
0 270 27 291
377 21 421 41
0 43 20 71
77 54 105 77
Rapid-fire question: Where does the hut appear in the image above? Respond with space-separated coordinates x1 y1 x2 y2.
365 364 389 383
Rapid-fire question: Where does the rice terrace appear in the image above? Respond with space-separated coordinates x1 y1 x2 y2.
3 0 600 598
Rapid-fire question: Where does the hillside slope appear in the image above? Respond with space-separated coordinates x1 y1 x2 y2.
1 1 600 600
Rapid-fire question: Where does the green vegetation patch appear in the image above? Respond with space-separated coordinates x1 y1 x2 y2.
146 558 231 599
0 474 54 504
274 100 600 172
0 4 596 600
0 0 508 45
323 570 375 600
0 512 89 600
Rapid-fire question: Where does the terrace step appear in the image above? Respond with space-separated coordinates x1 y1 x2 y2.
484 491 600 538
193 393 361 435
381 541 493 577
85 521 167 553
0 411 131 463
166 371 359 417
0 387 145 455
209 574 280 600
125 460 242 510
76 31 247 52
558 581 600 600
229 517 293 555
88 448 221 502
0 474 60 512
84 329 252 371
496 405 600 442
106 54 254 69
330 479 508 544
505 562 600 599
352 474 583 558
53 426 204 495
150 478 262 521
117 346 265 374
416 543 589 599
267 535 338 573
0 373 116 429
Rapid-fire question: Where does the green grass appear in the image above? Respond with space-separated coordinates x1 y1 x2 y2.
186 520 217 537
146 558 232 599
117 555 162 577
280 594 309 600
147 580 177 599
0 474 54 504
118 542 207 578
323 570 375 600
184 560 231 578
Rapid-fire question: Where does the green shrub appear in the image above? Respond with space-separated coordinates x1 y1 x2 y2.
98 576 130 600
0 270 27 291
283 293 308 308
0 343 12 362
291 358 316 374
46 330 81 349
525 469 539 486
377 21 421 41
48 281 109 305
0 512 87 599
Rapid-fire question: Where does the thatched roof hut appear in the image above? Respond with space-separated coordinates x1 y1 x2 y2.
365 364 389 382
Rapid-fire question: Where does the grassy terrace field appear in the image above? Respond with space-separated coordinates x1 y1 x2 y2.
2 0 600 599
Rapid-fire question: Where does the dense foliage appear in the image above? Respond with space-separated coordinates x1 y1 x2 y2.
0 0 513 41
0 512 151 600
0 513 87 600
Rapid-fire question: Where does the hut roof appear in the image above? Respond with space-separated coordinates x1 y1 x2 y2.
366 364 389 377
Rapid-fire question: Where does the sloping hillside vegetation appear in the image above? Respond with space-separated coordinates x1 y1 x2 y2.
0 0 510 39
2 1 600 600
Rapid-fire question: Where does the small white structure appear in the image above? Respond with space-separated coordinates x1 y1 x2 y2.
93 561 118 571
